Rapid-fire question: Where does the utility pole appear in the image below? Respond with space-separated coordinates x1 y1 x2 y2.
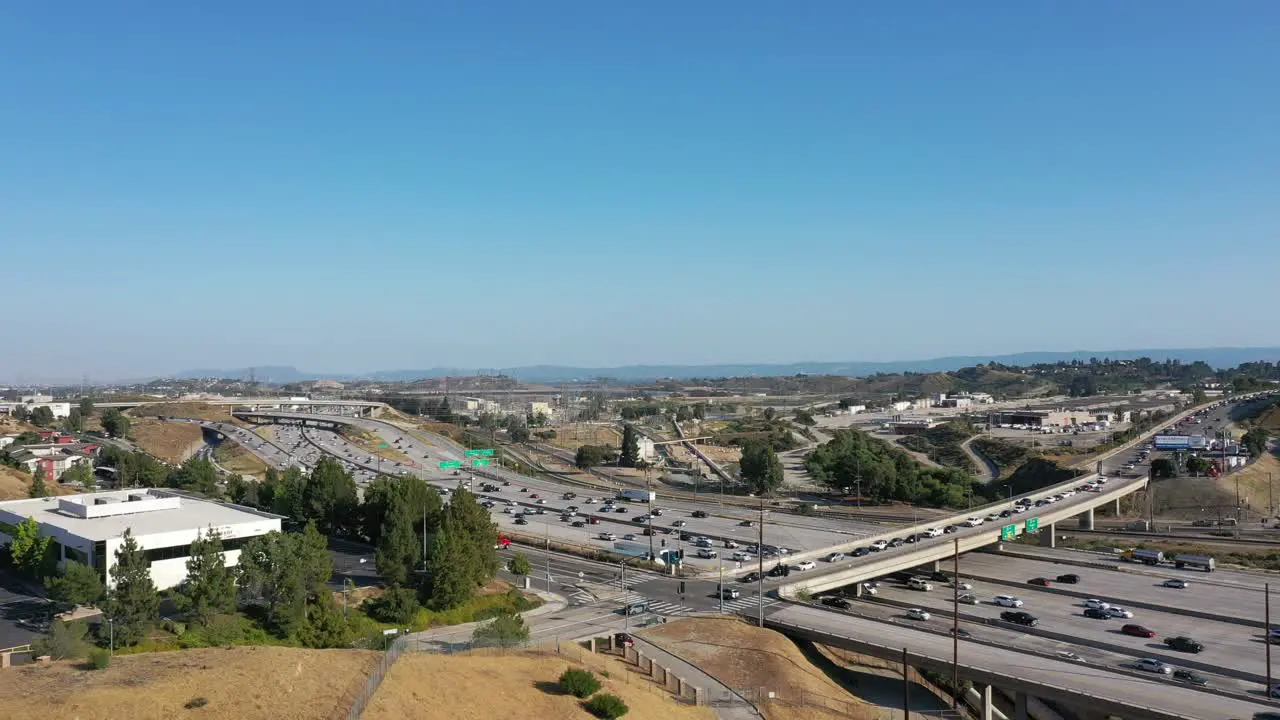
902 646 910 719
952 537 959 708
719 558 725 614
1267 583 1273 699
757 497 765 628
622 561 629 632
545 523 551 592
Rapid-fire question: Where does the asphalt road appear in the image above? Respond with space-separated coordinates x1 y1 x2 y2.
764 601 1279 720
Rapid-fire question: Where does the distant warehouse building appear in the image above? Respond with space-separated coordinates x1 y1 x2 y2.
0 489 282 590
988 408 1120 429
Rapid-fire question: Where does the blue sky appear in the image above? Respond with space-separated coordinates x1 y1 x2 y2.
3 2 1278 381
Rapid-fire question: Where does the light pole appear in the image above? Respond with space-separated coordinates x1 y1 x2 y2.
107 617 114 656
757 497 766 628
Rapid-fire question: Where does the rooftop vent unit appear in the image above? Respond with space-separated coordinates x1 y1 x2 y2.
94 497 117 505
128 493 147 502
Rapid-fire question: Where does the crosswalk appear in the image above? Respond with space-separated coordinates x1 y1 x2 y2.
622 594 781 618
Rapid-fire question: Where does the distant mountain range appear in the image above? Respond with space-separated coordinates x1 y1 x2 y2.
173 347 1280 384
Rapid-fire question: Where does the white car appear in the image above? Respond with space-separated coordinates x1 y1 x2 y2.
924 528 943 538
1135 658 1173 675
963 517 983 527
599 533 617 541
994 595 1023 608
731 551 752 562
505 500 517 506
906 608 931 621
583 497 596 503
951 579 973 590
793 560 817 572
1084 598 1110 610
697 548 718 559
1105 607 1134 619
824 552 846 562
1011 505 1028 514
869 540 888 551
503 507 514 514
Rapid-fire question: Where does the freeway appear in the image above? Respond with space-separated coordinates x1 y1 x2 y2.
763 601 1279 720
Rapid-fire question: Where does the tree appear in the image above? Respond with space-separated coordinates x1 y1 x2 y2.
304 457 359 535
559 668 602 698
575 445 615 469
79 397 95 419
505 415 530 443
175 529 237 625
739 440 784 495
367 585 420 624
28 466 49 498
236 525 333 639
107 528 160 646
420 515 474 610
376 500 421 587
361 474 442 546
794 409 816 426
168 457 221 496
1150 458 1177 479
1185 456 1213 476
295 592 352 649
30 406 56 427
1243 427 1270 458
12 404 30 422
618 425 641 468
1191 389 1208 405
471 611 529 647
101 408 130 438
443 486 499 589
46 560 105 607
61 462 95 488
7 516 54 579
36 620 92 661
65 408 84 433
508 552 532 577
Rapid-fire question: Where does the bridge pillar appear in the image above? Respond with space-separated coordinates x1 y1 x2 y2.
1078 507 1094 530
1039 522 1056 548
981 684 994 720
1014 691 1028 720
1112 497 1121 516
931 559 942 573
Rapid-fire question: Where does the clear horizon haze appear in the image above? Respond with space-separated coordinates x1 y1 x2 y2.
3 2 1278 381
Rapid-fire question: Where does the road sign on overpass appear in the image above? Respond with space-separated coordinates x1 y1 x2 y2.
465 449 495 457
472 459 491 467
1026 517 1040 532
1000 524 1017 541
438 461 461 469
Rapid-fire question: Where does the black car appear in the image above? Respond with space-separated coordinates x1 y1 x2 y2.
904 534 919 544
1165 636 1204 653
998 509 1011 518
739 520 755 527
692 510 708 518
929 571 950 582
768 564 790 578
821 596 852 610
1083 607 1108 619
852 547 870 557
1056 573 1080 584
740 572 762 583
949 627 972 638
943 525 958 534
680 533 693 541
1172 669 1207 685
571 521 586 528
888 537 905 548
514 517 529 525
1001 610 1038 627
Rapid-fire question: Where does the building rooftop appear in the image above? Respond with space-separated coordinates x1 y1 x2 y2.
0 489 282 541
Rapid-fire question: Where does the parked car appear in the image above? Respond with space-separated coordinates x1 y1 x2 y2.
906 608 931 621
1135 658 1172 674
1165 636 1204 653
1122 624 1157 638
1001 611 1038 627
994 595 1023 608
1056 573 1080 584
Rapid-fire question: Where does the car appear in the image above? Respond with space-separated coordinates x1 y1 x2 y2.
566 506 580 513
732 551 752 562
536 499 547 505
1172 669 1207 686
562 492 576 500
632 516 649 524
514 517 529 525
904 534 919 544
519 487 529 493
505 499 518 506
1001 610 1038 627
860 582 879 595
949 627 972 638
906 608 931 621
951 579 973 591
907 577 934 591
963 517 983 527
929 571 950 582
697 548 718 559
694 538 713 548
852 547 870 557
767 564 789 577
1122 624 1157 638
821 596 852 610
587 517 601 524
559 514 573 522
583 497 596 504
1055 574 1080 584
1104 607 1134 619
887 537 905 548
623 534 637 541
1165 636 1204 653
651 508 663 516
503 481 512 486
719 587 741 600
956 593 978 605
503 507 514 514
943 525 959 533
692 510 708 518
672 520 688 527
614 507 628 513
984 513 1000 522
1028 577 1051 587
740 572 761 583
998 509 1011 518
994 595 1023 608
1084 598 1110 610
1162 578 1189 589
724 540 740 549
739 520 754 527
1083 607 1109 619
824 552 846 562
1135 658 1172 674
533 507 547 515
530 493 540 498
869 540 888 551
793 560 817 571
924 527 942 537
1056 651 1082 662
599 532 617 541
623 601 650 616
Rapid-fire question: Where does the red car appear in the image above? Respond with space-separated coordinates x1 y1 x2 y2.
1028 578 1052 587
530 493 540 498
1122 624 1156 638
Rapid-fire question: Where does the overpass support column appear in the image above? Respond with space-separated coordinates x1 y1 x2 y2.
1078 507 1094 530
1014 691 1028 720
931 559 942 573
1112 497 1121 516
981 684 994 720
1039 522 1056 548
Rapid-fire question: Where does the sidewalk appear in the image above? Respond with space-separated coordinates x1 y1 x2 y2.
403 589 566 652
630 633 762 720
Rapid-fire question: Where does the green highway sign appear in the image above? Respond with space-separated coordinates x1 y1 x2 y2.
465 449 496 457
1026 517 1040 532
438 461 462 469
472 459 491 467
1000 524 1017 541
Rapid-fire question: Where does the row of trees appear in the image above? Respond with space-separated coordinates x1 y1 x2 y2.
805 429 989 508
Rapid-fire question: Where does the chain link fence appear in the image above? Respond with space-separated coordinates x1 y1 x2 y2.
345 635 408 720
731 686 967 719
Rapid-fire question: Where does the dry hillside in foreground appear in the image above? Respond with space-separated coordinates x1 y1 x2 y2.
0 646 377 720
0 465 81 500
129 418 205 463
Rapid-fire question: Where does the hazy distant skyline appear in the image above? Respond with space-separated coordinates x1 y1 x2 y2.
3 3 1278 381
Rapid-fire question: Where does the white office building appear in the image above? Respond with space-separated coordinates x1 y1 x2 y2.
0 489 282 590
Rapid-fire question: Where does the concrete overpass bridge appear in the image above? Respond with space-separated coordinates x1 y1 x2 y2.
96 397 387 417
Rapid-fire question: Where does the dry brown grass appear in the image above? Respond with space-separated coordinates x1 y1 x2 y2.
130 402 237 423
342 428 412 464
214 442 270 479
130 419 204 463
0 645 378 720
364 647 714 720
0 416 40 434
547 424 622 451
0 465 82 500
638 618 877 720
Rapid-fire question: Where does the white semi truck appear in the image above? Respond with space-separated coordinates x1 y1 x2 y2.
617 489 655 503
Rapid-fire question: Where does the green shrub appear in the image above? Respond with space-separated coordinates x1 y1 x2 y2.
368 586 421 625
184 697 209 709
584 692 628 718
559 667 602 698
87 647 111 670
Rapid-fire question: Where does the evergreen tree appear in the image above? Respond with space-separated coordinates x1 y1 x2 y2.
295 592 351 649
28 466 49 498
101 408 130 438
619 424 640 468
376 500 421 587
46 560 105 607
107 529 160 646
739 439 784 495
420 515 474 610
305 457 358 535
168 457 220 496
444 486 499 588
362 475 441 545
176 529 237 625
79 396 95 418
